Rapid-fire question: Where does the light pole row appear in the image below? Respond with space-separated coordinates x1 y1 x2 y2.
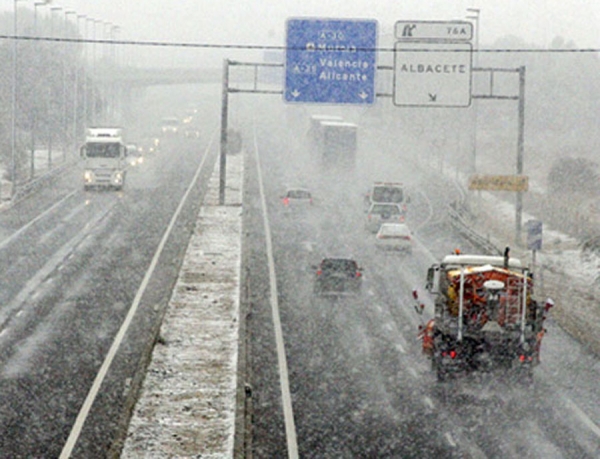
11 1 120 191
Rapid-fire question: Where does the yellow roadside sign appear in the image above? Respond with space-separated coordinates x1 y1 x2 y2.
468 174 529 192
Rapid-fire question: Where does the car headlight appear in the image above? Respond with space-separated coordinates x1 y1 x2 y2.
84 170 94 182
113 172 123 184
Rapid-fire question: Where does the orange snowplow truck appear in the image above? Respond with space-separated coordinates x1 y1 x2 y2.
414 248 553 381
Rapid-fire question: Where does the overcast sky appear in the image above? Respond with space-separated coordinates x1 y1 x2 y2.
5 1 600 66
13 0 598 47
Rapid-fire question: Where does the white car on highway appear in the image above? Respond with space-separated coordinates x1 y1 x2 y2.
375 223 413 253
365 202 405 233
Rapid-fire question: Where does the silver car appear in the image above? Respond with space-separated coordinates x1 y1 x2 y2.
281 188 313 211
375 223 413 252
365 203 405 233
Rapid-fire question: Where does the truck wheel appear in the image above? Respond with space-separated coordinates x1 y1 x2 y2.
516 367 534 385
436 366 447 382
433 357 447 381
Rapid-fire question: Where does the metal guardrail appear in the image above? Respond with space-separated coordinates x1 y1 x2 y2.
448 200 502 256
13 160 75 204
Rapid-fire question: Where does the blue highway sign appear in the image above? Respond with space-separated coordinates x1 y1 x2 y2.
526 219 543 251
285 18 377 105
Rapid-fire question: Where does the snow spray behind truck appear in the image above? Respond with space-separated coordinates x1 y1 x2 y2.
80 128 128 191
414 248 553 381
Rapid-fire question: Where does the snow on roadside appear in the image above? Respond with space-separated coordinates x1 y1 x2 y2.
121 153 243 458
472 190 599 289
468 188 600 355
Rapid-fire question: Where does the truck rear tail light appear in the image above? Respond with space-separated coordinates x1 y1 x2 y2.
449 350 457 359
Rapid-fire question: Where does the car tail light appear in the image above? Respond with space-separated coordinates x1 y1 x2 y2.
283 197 289 206
316 269 322 276
355 271 362 278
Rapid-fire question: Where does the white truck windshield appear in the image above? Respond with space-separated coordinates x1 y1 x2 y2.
86 143 121 158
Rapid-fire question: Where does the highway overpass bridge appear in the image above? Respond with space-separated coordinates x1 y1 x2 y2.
100 67 224 87
97 64 281 117
97 64 281 88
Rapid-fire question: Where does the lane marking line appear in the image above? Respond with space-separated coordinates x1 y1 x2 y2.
253 123 299 459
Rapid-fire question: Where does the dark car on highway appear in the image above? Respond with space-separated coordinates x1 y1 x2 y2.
313 257 362 296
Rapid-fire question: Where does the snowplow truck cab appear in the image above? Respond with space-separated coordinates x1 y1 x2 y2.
419 249 551 380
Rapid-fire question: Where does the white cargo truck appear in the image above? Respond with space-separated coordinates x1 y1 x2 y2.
317 121 357 169
80 128 128 191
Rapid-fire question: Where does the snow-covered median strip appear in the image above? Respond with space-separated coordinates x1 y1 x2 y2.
121 153 243 458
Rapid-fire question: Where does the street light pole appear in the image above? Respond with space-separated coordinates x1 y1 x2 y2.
48 5 62 169
31 1 50 179
466 8 480 66
10 0 30 195
102 21 112 124
466 7 480 175
112 25 121 123
62 10 76 162
85 18 94 129
74 14 86 150
91 19 103 126
11 0 19 196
